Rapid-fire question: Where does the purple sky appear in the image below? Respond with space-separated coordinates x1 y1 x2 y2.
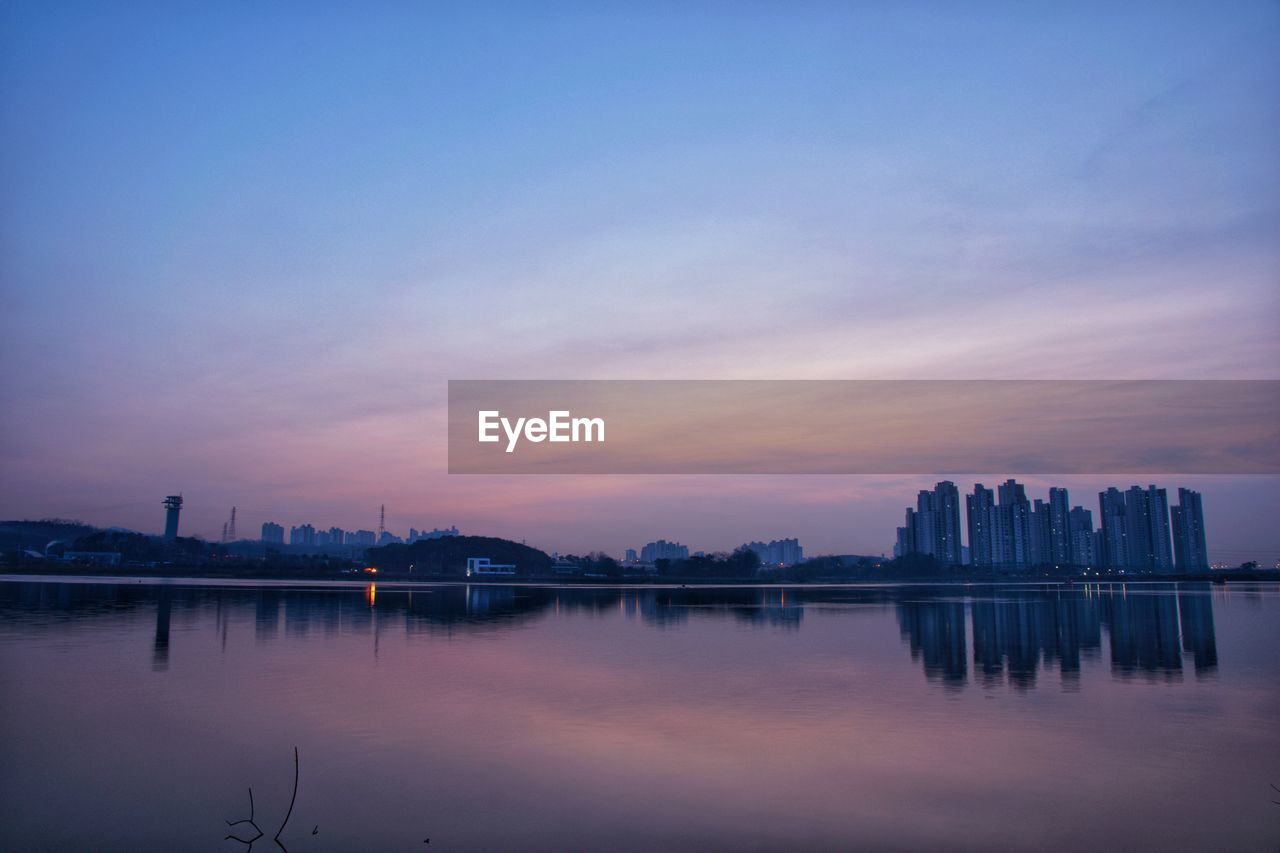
1 3 1277 563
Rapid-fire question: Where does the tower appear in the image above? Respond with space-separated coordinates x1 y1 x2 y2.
162 495 183 540
379 504 386 538
997 479 1030 570
1098 487 1127 570
1047 487 1072 566
1172 487 1209 572
966 483 997 570
228 506 236 542
933 481 963 566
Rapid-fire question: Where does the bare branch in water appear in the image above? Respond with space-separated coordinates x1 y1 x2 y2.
224 787 264 847
273 747 300 849
223 748 301 852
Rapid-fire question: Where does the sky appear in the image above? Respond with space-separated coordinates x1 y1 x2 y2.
1 2 1278 562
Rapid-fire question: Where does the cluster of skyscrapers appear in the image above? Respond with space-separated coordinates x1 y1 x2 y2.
740 538 804 567
624 537 805 567
896 480 1208 572
634 539 690 563
260 522 458 549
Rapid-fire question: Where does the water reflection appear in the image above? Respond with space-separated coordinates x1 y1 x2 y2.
0 579 1223 691
153 586 171 671
0 577 1275 852
897 584 1218 690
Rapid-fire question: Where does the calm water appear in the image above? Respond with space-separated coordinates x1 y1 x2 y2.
0 577 1277 852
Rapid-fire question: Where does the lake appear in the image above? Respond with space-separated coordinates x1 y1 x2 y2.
0 577 1277 851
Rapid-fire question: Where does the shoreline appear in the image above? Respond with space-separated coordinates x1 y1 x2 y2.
2 568 1276 588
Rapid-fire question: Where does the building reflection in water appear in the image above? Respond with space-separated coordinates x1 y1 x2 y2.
898 598 967 689
3 580 1219 691
897 584 1217 690
152 586 171 672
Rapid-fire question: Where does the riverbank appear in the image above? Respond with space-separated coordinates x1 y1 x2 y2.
2 564 1275 586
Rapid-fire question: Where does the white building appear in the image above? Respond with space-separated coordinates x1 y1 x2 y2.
466 557 516 577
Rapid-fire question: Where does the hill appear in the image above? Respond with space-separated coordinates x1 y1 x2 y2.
366 535 551 577
0 519 100 553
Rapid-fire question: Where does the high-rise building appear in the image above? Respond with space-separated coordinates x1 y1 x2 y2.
932 481 963 566
261 522 285 545
912 491 937 557
1123 485 1154 570
1030 499 1052 566
1098 487 1128 570
640 540 689 562
1122 485 1172 572
1047 488 1072 566
348 530 377 547
1068 507 1094 568
1171 487 1209 572
329 527 346 546
997 479 1031 570
896 511 915 558
742 538 804 567
900 482 963 566
289 524 316 547
406 526 459 543
966 484 997 570
1147 486 1173 571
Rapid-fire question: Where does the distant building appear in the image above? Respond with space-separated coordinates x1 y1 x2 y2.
1068 506 1094 568
897 508 916 558
289 524 317 546
1099 487 1128 570
1030 499 1052 566
348 529 377 547
900 481 962 566
261 522 285 545
162 495 183 540
997 479 1031 570
329 527 346 546
1121 485 1172 572
408 526 459 543
1171 488 1209 572
933 481 963 566
1148 486 1174 571
742 538 804 567
1047 488 1072 566
640 540 688 562
912 493 935 557
894 522 911 559
465 557 515 576
625 548 638 564
966 484 997 570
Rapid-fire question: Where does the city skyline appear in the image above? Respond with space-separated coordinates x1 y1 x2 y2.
898 479 1212 571
12 476 1270 568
